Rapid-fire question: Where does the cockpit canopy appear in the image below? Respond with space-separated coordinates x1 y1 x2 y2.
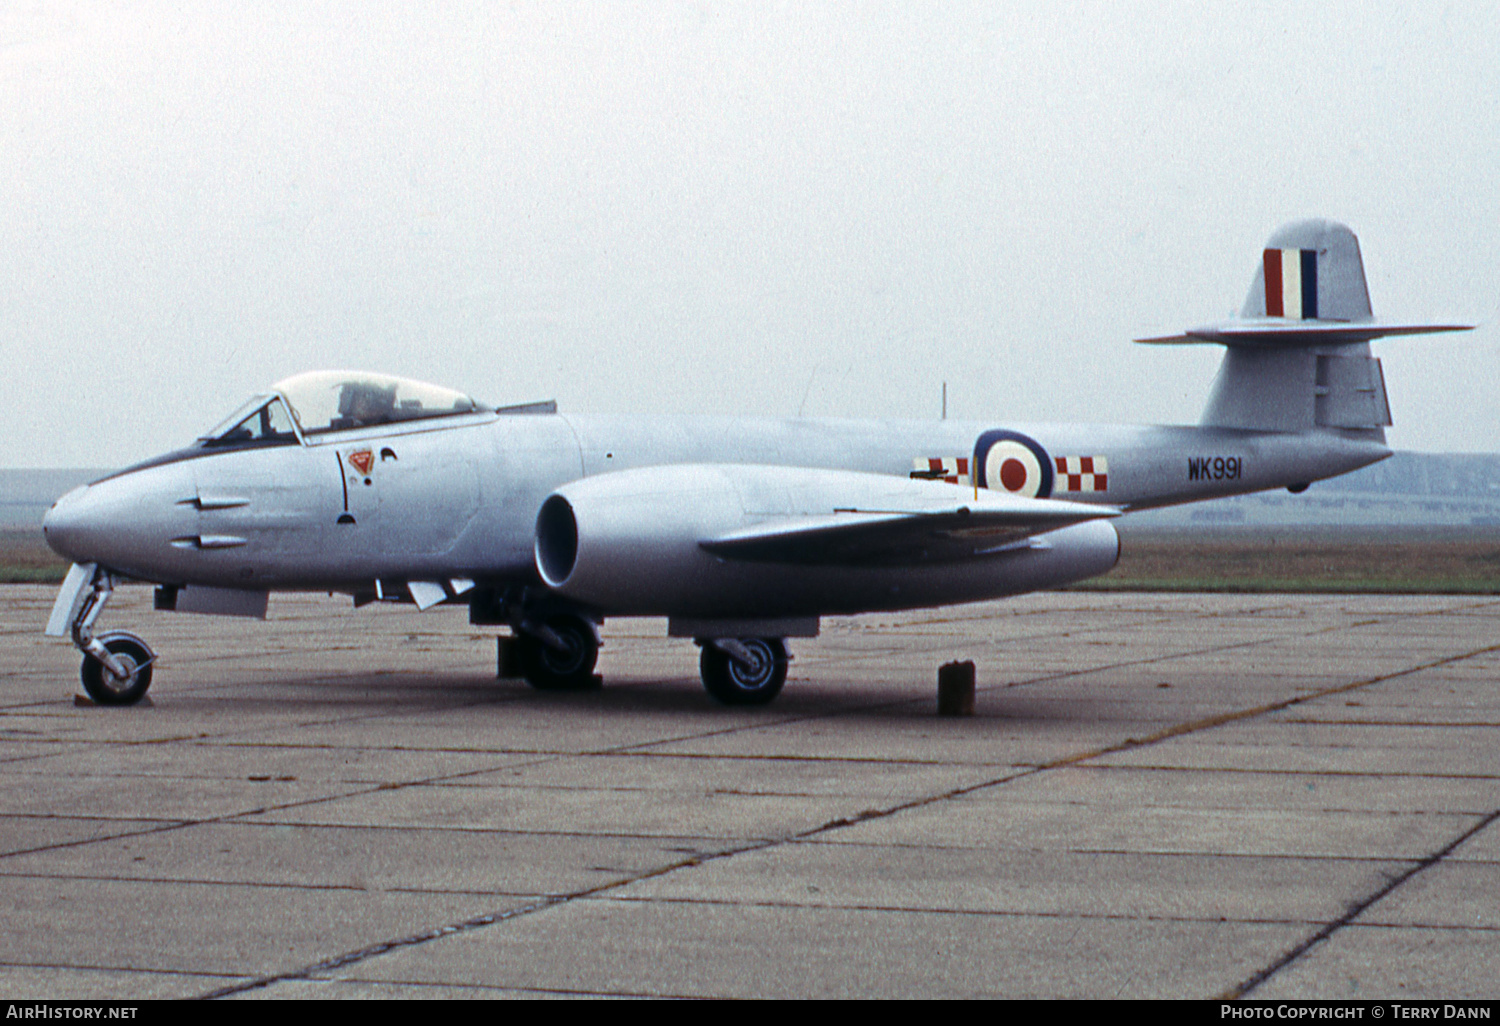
275 371 490 435
201 371 492 447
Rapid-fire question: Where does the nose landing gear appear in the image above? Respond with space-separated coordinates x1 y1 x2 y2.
47 564 156 706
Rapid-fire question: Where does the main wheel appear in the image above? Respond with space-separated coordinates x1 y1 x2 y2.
79 634 154 706
700 637 787 706
518 615 599 691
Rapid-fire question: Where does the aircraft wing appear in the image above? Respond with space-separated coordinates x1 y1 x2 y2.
699 495 1119 566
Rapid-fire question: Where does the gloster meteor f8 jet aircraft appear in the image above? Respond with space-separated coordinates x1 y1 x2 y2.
42 220 1470 707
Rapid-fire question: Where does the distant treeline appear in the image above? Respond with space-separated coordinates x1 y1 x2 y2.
0 469 108 530
1132 452 1500 529
1311 452 1500 498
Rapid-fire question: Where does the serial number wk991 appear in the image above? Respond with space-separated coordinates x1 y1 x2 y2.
1187 456 1243 481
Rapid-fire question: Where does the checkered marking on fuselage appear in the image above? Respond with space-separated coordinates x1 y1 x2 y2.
1054 455 1108 492
912 457 970 484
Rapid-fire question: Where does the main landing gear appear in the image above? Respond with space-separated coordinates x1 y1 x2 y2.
64 569 156 706
513 613 601 691
506 610 789 705
697 637 788 706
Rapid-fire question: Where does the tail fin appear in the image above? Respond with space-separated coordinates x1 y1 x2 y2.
1244 219 1371 321
1137 219 1472 434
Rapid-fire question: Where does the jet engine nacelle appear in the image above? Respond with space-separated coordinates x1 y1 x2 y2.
534 464 1120 618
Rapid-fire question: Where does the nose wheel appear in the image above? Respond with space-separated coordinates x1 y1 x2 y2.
80 631 155 706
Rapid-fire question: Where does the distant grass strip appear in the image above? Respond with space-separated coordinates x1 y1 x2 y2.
0 564 71 584
0 530 69 584
1073 527 1500 595
1075 575 1500 594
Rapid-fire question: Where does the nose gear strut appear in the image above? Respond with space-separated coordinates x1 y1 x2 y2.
47 563 157 705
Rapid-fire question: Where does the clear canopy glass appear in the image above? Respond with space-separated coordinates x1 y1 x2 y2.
200 395 299 446
271 371 491 436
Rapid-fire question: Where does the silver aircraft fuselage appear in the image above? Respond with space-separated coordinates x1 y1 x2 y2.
43 406 1387 600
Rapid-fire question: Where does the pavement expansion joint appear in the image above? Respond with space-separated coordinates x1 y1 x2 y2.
2 820 194 860
193 843 742 999
600 891 1335 928
1 959 250 986
1002 619 1360 691
1070 761 1500 785
208 796 865 998
591 749 962 766
197 895 573 999
1227 806 1500 1000
1282 716 1500 731
1029 638 1500 774
0 867 544 898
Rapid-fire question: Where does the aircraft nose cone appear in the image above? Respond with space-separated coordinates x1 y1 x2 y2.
42 485 99 563
41 462 199 576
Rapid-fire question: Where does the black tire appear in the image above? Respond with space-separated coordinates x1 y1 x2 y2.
518 616 599 691
79 636 154 706
700 637 787 706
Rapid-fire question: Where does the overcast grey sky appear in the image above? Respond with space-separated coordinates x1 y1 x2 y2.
3 1 1497 467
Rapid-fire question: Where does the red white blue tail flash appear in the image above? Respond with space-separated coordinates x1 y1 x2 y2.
1264 248 1317 319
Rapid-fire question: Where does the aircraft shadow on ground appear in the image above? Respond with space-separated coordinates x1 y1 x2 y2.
135 666 1130 723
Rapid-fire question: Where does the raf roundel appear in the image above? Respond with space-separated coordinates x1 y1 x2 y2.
972 430 1054 499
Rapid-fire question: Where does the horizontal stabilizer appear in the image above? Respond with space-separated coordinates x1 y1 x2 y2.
1136 219 1474 349
1137 319 1473 348
701 494 1118 566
